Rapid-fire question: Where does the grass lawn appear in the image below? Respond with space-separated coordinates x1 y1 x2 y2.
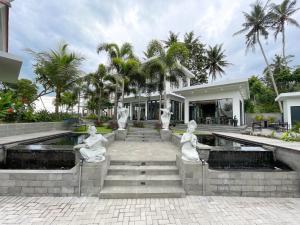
172 129 211 135
74 126 112 134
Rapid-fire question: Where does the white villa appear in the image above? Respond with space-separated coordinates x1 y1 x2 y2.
122 70 250 126
0 0 22 83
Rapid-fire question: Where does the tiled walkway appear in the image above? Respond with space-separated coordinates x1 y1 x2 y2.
0 196 300 225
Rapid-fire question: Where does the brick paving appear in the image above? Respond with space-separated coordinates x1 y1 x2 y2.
0 196 300 225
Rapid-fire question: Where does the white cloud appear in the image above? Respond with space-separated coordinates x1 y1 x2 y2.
8 0 300 81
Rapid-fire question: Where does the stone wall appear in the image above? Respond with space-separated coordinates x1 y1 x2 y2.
208 170 300 197
0 166 79 196
79 157 110 197
0 122 71 137
176 155 300 197
275 147 300 172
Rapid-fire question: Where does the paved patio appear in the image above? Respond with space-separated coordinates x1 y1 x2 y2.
0 196 300 225
107 141 179 161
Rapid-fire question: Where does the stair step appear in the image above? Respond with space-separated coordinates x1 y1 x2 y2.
110 160 176 166
99 185 185 198
108 165 179 175
104 174 182 186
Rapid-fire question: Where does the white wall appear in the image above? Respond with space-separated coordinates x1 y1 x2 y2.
283 98 300 127
183 90 244 125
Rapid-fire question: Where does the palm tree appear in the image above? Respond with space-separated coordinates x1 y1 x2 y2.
97 42 136 105
163 31 179 48
128 65 147 121
234 1 283 112
28 43 84 113
205 44 230 81
143 40 189 109
270 0 300 63
84 64 108 122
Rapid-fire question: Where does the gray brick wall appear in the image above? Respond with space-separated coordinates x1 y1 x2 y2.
208 170 300 197
0 166 79 196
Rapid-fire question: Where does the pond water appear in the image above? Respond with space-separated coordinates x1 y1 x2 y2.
196 134 258 147
1 134 86 170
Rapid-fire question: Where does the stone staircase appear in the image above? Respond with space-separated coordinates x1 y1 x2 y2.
125 127 161 142
99 160 185 198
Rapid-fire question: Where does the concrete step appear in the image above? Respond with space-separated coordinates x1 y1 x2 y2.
127 131 159 135
99 185 185 198
126 134 160 138
104 174 182 186
125 138 162 142
108 165 179 175
110 160 176 166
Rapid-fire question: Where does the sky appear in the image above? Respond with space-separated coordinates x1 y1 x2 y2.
8 0 300 82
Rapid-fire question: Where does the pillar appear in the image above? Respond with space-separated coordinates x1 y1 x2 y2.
184 99 189 124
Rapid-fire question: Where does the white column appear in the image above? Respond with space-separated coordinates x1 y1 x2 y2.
232 97 240 126
184 99 189 124
130 102 133 120
145 101 148 120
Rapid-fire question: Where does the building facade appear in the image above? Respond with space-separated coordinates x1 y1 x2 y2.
276 92 300 128
0 0 22 83
123 75 250 126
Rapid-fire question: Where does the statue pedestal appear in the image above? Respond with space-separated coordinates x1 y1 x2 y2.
115 129 127 141
160 129 171 141
80 155 110 197
176 155 209 195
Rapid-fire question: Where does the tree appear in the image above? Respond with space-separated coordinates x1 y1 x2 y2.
264 55 300 92
270 0 300 63
28 43 84 113
128 63 146 121
205 44 230 81
245 76 279 113
183 31 208 85
163 31 179 48
97 42 136 105
84 64 113 122
61 91 78 112
1 79 38 108
234 1 283 112
143 40 189 108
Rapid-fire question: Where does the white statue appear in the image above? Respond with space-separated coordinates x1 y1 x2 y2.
117 102 129 130
161 102 173 130
75 126 107 162
181 120 200 162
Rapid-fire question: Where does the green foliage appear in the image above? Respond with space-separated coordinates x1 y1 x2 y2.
183 31 208 85
205 44 231 81
246 76 280 113
292 122 300 133
268 116 276 123
28 43 84 113
255 114 264 121
280 131 297 142
73 125 112 134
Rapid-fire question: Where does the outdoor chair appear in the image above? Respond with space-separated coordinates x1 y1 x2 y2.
252 121 262 132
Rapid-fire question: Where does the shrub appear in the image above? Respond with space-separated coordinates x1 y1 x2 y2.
94 120 103 127
292 122 300 133
133 121 144 128
280 131 297 142
254 114 264 121
106 120 118 130
268 116 275 123
85 114 97 120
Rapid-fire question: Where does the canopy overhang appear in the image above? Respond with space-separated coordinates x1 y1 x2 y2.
173 78 250 99
0 51 22 83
